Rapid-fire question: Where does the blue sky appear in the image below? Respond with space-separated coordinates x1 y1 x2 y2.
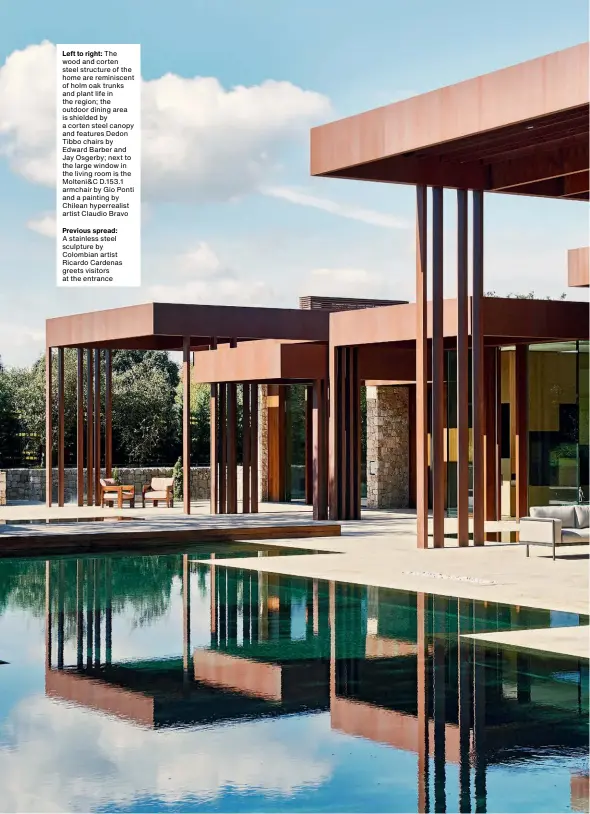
0 0 588 365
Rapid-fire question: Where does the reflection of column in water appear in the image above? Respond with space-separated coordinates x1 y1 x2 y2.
45 562 52 669
182 554 191 673
278 581 291 641
432 594 447 814
312 579 319 636
227 570 238 645
219 569 227 644
516 652 531 703
417 592 430 814
76 560 84 668
94 559 101 667
472 619 487 813
329 581 335 702
57 561 65 670
86 560 93 667
105 559 112 665
251 571 259 642
458 598 472 814
258 568 268 642
242 570 251 644
210 554 217 648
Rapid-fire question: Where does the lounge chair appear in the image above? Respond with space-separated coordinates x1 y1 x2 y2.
519 505 589 560
100 478 135 508
142 477 174 508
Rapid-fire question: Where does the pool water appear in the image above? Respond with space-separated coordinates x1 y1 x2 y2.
0 551 587 813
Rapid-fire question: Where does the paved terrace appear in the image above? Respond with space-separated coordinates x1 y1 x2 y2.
1 501 587 657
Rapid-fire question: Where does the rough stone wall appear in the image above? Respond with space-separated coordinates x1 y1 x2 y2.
1 467 213 504
258 384 269 501
366 385 410 509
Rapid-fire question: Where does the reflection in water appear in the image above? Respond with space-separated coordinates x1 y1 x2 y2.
5 551 590 812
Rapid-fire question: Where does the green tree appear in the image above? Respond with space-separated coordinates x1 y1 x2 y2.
0 358 22 466
112 350 180 389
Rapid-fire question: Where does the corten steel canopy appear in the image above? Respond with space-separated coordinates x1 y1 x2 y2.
192 339 327 384
310 43 589 200
568 247 590 288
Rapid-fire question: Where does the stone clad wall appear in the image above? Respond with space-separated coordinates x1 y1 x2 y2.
366 385 410 509
1 467 213 504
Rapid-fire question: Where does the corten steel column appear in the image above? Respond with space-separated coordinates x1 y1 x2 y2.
219 384 227 513
305 385 313 505
495 350 503 520
105 350 113 478
328 345 338 520
457 189 470 546
77 350 84 507
45 349 53 507
432 187 445 547
242 383 251 513
416 592 430 814
57 347 65 507
182 337 191 514
227 382 238 514
515 344 529 519
484 347 499 522
94 349 101 505
312 378 328 520
416 186 429 548
250 384 259 513
86 349 94 507
210 383 218 514
472 190 485 546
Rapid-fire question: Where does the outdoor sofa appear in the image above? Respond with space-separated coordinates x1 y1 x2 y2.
142 476 174 508
519 505 589 560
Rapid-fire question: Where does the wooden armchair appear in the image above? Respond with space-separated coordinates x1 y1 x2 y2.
142 477 174 508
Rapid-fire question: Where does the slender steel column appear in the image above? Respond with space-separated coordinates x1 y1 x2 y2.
77 350 84 506
86 349 94 507
515 344 529 519
416 186 429 548
495 349 503 520
105 349 113 477
432 188 445 547
210 383 218 514
94 349 101 505
457 189 470 546
227 382 238 513
57 347 65 507
417 592 430 814
305 384 313 505
45 349 53 507
250 385 259 513
328 345 338 520
182 336 191 514
472 190 485 545
484 347 498 522
219 384 227 513
312 378 328 520
242 383 251 513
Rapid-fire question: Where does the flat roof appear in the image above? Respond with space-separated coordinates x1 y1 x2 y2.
192 339 327 384
45 302 330 349
311 43 589 200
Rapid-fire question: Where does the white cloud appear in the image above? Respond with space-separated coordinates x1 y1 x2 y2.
0 42 331 203
262 186 410 229
148 241 274 305
26 212 56 238
0 323 44 361
0 694 332 812
302 267 391 299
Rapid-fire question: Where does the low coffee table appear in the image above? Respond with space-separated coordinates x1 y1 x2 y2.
104 485 135 509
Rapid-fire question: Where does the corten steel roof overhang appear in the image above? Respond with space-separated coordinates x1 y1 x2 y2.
192 339 327 384
45 302 330 350
311 43 589 200
329 297 590 348
568 247 590 287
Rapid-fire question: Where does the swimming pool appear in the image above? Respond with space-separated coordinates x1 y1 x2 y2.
0 551 587 812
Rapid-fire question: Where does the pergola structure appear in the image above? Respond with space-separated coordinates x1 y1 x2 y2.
310 42 590 546
45 303 330 513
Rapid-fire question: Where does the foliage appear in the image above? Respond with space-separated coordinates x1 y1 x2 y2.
0 361 21 466
172 456 183 500
112 350 180 389
112 466 121 485
486 290 567 300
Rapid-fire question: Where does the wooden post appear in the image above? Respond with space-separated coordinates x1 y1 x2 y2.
432 187 445 547
416 186 429 548
45 349 53 507
94 349 101 505
105 350 112 477
182 336 191 514
77 350 84 506
515 344 529 519
457 189 470 546
86 349 94 507
472 190 485 545
57 348 65 507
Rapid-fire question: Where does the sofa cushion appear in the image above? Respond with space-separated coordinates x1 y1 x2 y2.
574 504 589 529
530 505 576 527
562 527 590 544
145 490 169 500
151 477 173 491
